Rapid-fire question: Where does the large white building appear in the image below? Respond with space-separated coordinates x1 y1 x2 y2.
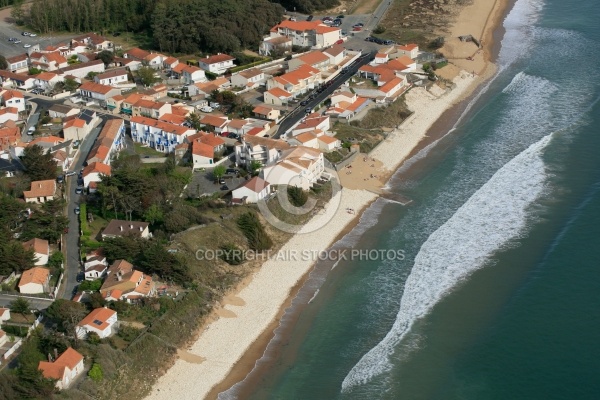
130 116 195 153
235 135 290 171
266 20 341 49
261 146 324 190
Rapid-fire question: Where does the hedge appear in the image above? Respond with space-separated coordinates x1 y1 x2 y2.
229 58 271 74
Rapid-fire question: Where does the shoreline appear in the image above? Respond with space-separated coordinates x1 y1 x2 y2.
145 0 512 398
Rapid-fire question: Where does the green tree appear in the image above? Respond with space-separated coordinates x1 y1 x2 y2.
212 165 226 181
249 160 262 176
185 112 202 130
237 212 272 251
88 363 104 382
16 333 56 396
89 292 106 309
20 144 57 181
63 77 79 92
0 54 7 70
44 299 87 334
137 66 159 87
143 203 164 226
97 50 115 66
9 297 30 316
10 0 25 26
219 243 244 265
78 279 102 292
287 186 308 207
47 251 64 270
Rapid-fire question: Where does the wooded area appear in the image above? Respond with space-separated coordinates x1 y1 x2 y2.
20 0 341 54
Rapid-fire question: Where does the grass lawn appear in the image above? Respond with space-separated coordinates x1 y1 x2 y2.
133 143 164 157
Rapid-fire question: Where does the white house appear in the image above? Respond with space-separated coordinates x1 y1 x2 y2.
57 60 105 80
18 266 50 294
5 54 28 74
253 105 280 122
0 308 11 322
264 87 293 106
82 162 111 188
101 220 150 239
232 176 271 204
191 140 215 167
84 263 108 281
38 347 84 390
94 69 128 86
0 107 18 124
261 146 324 190
48 104 79 119
76 307 118 339
323 44 346 66
23 179 56 204
77 82 121 106
291 113 330 136
230 68 265 89
259 35 292 56
393 43 420 60
0 70 36 90
266 64 321 98
84 249 107 269
1 89 26 112
181 65 206 85
34 72 62 91
198 53 235 75
22 238 50 266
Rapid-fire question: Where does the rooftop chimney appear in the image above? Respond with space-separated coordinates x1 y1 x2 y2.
139 226 143 231
129 224 133 229
119 225 123 231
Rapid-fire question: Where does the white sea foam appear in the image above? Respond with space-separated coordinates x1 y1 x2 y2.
341 132 553 391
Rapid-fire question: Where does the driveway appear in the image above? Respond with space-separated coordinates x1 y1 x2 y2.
59 117 107 299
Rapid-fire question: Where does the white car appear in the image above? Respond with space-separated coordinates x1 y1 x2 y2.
200 106 213 113
23 44 31 48
27 126 35 135
29 33 37 37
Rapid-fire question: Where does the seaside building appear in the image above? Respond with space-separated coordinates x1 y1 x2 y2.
38 347 84 390
261 146 325 190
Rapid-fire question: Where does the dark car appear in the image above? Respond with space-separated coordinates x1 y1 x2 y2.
337 14 345 18
76 272 84 282
306 15 314 21
75 207 80 215
226 168 237 175
56 175 64 184
300 100 308 106
305 107 312 114
220 185 229 191
75 187 83 195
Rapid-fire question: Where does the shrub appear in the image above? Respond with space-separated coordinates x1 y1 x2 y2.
118 325 141 342
287 186 308 207
88 363 103 382
373 25 386 34
219 243 245 265
237 212 273 252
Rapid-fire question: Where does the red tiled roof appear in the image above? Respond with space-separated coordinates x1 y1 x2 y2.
77 307 116 330
192 140 213 158
199 53 235 65
79 81 116 95
83 161 111 177
18 266 50 287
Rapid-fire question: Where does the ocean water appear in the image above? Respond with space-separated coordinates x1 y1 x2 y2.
222 0 600 398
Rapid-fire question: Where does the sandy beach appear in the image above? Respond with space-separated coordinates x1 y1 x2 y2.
145 0 510 397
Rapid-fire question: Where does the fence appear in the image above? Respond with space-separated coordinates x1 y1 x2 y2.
2 339 23 361
52 273 63 298
334 149 360 171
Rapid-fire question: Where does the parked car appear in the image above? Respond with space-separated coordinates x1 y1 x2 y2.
219 178 226 185
300 100 308 106
65 171 76 177
306 15 314 21
337 14 345 18
29 33 37 37
210 102 221 109
13 39 21 44
200 106 213 113
220 131 231 137
352 27 362 32
335 39 344 45
23 44 31 48
27 126 35 135
74 207 80 215
22 31 30 36
75 187 83 194
305 107 312 114
220 185 229 191
73 140 80 147
56 175 64 184
226 168 237 174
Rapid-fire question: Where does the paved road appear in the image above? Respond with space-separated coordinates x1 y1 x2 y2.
58 117 106 300
274 51 375 138
0 294 54 310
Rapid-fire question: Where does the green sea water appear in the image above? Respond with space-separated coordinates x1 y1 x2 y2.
220 0 600 398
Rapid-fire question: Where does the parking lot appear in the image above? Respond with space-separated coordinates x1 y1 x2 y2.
0 9 77 58
186 165 248 197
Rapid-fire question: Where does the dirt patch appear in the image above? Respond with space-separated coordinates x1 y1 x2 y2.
177 349 206 364
352 0 383 14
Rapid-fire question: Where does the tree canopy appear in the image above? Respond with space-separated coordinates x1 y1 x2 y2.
20 145 57 181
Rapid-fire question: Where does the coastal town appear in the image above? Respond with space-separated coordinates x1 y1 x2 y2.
0 0 495 397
